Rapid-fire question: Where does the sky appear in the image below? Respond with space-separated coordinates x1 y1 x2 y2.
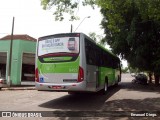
0 0 103 38
0 0 127 67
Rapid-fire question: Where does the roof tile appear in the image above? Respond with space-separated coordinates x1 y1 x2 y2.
0 34 37 42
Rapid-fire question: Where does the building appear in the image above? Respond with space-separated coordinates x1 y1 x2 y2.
0 35 36 85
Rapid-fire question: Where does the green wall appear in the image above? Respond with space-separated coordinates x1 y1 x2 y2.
0 40 36 85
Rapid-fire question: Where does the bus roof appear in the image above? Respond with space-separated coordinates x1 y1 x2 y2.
38 33 82 40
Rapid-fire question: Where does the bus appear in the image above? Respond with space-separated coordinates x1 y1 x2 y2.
35 33 121 94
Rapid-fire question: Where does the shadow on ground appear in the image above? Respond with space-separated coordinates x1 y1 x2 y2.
39 85 121 111
102 97 160 111
120 81 160 94
40 97 160 120
121 73 160 93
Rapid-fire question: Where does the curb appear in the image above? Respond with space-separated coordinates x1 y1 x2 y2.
1 87 36 90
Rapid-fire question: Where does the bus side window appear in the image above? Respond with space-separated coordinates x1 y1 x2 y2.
101 51 105 67
96 48 101 66
99 49 103 66
85 42 89 64
85 39 96 65
85 39 91 65
89 44 96 65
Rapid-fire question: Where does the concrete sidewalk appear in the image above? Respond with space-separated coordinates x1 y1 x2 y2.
0 81 36 90
1 86 36 90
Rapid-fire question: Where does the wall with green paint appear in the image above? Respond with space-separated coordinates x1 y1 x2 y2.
0 39 36 85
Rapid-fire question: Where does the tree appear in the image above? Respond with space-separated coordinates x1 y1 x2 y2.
99 0 160 85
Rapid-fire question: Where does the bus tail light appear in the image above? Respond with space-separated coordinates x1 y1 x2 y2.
35 68 39 82
78 66 84 82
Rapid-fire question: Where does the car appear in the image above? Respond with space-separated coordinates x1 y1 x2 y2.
131 73 136 77
0 78 7 90
132 73 148 85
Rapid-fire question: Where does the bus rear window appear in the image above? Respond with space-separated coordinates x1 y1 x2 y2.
38 37 79 56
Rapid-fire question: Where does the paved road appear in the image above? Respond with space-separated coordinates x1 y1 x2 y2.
0 74 160 120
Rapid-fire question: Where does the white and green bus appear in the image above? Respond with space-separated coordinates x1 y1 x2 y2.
35 33 121 94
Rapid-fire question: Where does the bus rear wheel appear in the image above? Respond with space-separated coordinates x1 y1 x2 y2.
102 80 108 95
68 92 76 95
115 75 120 86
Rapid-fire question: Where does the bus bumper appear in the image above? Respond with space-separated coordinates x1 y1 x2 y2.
35 82 87 92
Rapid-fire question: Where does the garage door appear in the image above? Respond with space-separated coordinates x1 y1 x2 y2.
0 52 7 64
22 53 35 65
0 52 7 78
21 53 35 82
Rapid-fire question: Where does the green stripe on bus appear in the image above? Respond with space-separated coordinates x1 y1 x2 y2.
37 57 80 73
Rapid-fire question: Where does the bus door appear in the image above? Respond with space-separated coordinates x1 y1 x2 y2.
96 48 101 88
96 66 100 88
86 64 97 90
85 39 99 91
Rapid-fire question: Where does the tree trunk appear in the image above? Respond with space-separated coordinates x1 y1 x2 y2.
148 72 152 83
154 74 160 86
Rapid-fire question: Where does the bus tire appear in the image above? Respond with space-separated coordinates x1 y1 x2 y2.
68 92 76 95
102 78 108 95
118 75 121 82
115 75 120 86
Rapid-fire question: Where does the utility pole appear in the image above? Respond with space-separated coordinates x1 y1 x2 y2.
70 24 73 33
7 16 14 87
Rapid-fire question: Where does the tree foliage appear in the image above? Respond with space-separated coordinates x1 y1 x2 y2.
99 0 160 85
88 32 105 46
41 0 96 21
